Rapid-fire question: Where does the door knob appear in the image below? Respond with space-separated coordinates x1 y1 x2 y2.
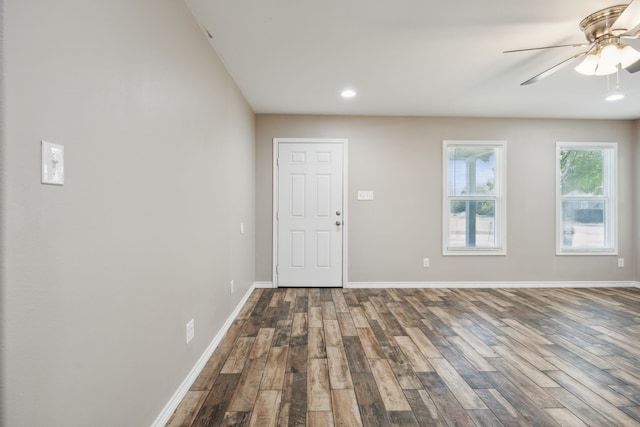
336 211 341 216
336 221 342 226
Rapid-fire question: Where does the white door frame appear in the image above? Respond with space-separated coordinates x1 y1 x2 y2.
272 138 348 288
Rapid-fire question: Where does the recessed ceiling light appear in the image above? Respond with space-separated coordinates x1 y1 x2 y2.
605 91 624 101
341 89 356 98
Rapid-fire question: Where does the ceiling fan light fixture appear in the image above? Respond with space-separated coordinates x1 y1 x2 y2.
575 54 599 75
595 63 619 76
600 44 621 64
595 44 621 75
595 59 619 76
620 44 640 68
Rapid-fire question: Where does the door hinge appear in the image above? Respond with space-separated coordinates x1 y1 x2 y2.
276 265 279 275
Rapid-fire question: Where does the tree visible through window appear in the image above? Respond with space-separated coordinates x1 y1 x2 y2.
443 141 506 255
557 142 616 254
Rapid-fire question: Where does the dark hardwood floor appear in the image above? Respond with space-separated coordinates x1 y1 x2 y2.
166 287 640 426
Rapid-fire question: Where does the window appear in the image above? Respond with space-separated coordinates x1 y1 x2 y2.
443 141 506 255
557 142 617 255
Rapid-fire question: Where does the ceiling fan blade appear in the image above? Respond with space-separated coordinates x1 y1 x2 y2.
503 43 589 54
521 51 587 85
613 0 640 35
625 58 640 72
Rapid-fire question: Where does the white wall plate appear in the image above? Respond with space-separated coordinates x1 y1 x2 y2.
357 190 374 201
41 141 64 185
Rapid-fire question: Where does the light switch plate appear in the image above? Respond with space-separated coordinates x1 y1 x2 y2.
186 319 195 344
357 191 374 201
41 141 64 185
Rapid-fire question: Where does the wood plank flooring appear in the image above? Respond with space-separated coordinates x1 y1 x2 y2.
167 287 640 426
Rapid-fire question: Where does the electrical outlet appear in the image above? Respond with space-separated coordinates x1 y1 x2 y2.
423 258 430 268
618 258 624 268
230 279 234 294
240 223 244 234
185 319 195 345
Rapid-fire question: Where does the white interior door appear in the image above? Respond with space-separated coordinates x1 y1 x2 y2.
274 139 346 287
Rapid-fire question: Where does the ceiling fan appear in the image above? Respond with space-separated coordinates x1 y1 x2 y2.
505 1 640 85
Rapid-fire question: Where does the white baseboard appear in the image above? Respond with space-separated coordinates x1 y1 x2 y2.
151 283 258 427
254 281 275 288
247 280 637 289
251 280 637 289
346 281 636 289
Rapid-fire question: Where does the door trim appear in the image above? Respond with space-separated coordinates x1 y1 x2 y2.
272 138 348 288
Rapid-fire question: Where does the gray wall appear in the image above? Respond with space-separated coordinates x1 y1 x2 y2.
635 119 640 282
2 1 255 426
0 0 6 422
256 115 634 284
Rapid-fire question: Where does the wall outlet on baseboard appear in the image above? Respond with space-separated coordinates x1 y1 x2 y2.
185 319 195 345
423 258 430 268
618 258 624 268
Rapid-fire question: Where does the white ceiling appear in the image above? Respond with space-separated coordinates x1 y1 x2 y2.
184 0 640 120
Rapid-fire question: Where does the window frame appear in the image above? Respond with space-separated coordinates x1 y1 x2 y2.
442 140 507 256
556 142 617 255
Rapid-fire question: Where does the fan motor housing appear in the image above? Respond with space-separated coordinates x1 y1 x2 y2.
579 5 627 42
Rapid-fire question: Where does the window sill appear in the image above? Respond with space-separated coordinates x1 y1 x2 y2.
556 250 618 256
443 250 506 256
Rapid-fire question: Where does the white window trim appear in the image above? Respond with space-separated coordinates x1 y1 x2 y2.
556 142 617 255
443 140 507 256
